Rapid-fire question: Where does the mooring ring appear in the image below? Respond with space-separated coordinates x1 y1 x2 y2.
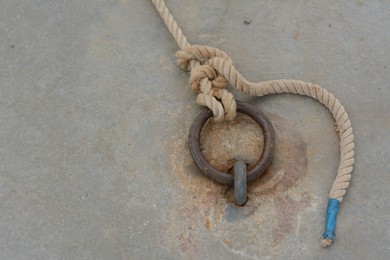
188 101 275 185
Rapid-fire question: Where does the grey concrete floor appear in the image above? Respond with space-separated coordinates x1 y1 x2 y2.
1 0 389 259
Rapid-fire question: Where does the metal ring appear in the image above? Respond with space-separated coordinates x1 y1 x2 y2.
188 101 275 185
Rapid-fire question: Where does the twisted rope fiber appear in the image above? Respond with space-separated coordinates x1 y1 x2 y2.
151 0 354 247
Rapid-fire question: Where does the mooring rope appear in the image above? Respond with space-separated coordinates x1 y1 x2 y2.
151 0 355 247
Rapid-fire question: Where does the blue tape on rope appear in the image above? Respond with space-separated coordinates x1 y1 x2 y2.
323 198 340 240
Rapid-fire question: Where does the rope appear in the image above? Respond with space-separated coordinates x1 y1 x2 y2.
151 0 355 247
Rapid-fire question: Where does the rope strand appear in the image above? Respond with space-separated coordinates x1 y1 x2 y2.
151 0 355 247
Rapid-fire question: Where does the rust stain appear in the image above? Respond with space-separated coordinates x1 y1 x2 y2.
272 193 312 245
201 114 264 172
292 30 300 40
205 217 212 231
164 131 226 257
179 231 201 259
249 112 308 199
164 109 311 256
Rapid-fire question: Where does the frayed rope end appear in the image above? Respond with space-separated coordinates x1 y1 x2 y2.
321 237 333 248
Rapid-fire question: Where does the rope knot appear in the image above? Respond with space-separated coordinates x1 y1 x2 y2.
175 45 235 121
189 64 229 93
175 45 232 70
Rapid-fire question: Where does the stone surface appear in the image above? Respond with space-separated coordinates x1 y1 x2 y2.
1 0 389 259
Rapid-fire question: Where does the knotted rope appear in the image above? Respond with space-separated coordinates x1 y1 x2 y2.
151 0 355 247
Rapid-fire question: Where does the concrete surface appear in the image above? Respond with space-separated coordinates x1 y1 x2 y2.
1 0 389 259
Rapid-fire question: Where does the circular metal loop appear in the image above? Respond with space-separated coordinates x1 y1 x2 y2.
188 101 275 185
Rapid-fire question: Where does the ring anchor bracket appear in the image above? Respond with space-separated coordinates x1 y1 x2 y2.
188 101 275 205
234 160 247 206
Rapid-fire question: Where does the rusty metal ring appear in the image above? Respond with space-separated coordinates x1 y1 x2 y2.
188 101 275 185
